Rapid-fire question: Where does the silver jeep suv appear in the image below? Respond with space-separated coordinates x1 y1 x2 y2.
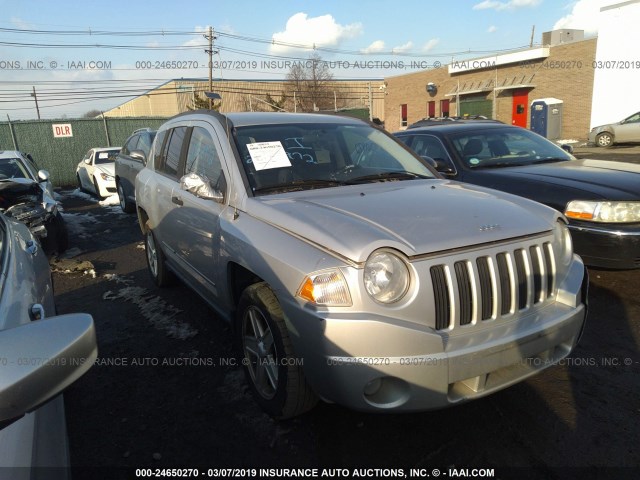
136 111 588 419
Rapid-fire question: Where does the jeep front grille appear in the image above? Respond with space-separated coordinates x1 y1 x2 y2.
430 242 556 331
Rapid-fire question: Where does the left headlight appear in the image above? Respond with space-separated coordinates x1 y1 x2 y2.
565 200 640 223
363 250 410 304
100 172 114 181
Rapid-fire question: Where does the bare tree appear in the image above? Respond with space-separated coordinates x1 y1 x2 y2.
285 53 334 112
83 109 102 118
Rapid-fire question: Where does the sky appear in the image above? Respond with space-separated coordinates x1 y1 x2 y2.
0 0 622 120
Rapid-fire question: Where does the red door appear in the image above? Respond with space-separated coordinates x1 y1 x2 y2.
512 89 528 127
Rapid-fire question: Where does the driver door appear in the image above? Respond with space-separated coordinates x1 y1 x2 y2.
170 123 229 302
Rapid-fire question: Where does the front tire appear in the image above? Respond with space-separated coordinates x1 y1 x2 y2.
596 132 613 147
145 228 174 287
117 181 135 213
237 283 317 419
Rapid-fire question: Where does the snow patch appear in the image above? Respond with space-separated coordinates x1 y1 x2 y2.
99 194 120 207
103 275 197 340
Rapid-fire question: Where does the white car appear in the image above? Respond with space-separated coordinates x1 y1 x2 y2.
76 147 120 198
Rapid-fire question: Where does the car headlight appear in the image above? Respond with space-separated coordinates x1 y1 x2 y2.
363 250 410 304
298 269 352 306
565 200 640 223
99 173 114 181
554 220 573 267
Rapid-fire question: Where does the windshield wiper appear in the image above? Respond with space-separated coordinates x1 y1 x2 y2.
253 178 347 195
528 157 570 165
345 171 432 184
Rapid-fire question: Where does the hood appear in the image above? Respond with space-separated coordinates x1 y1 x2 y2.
96 163 115 176
245 180 555 263
0 179 42 210
472 159 640 200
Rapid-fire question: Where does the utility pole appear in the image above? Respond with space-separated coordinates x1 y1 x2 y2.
530 25 535 48
204 26 216 109
31 86 41 120
368 82 373 121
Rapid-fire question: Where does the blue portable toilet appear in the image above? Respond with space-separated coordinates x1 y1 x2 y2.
530 98 563 140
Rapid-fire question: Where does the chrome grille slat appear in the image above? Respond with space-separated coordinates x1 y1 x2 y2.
430 240 556 331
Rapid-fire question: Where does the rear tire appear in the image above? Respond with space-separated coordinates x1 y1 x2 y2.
117 181 135 213
144 227 174 287
236 282 317 419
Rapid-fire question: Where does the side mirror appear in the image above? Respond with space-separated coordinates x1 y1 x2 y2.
84 158 91 165
420 155 438 169
26 153 34 162
37 169 50 182
0 314 97 428
180 172 224 203
130 149 147 164
560 144 574 154
421 156 455 175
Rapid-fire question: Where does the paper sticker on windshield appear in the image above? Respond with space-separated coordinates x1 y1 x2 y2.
98 152 110 159
247 142 292 171
469 158 480 165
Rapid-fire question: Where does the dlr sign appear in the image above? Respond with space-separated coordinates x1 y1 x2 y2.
52 123 73 138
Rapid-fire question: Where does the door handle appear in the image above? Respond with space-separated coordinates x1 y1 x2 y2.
172 196 183 206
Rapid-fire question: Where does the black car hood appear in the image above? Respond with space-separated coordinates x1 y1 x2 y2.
469 159 640 201
0 179 43 210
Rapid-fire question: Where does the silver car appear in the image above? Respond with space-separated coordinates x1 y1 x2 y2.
136 112 587 419
0 213 97 476
588 111 640 147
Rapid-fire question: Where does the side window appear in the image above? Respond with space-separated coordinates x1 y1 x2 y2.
122 134 139 157
159 127 187 179
185 127 226 192
137 133 154 163
152 130 168 170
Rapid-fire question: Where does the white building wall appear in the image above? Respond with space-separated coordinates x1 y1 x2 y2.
590 0 640 128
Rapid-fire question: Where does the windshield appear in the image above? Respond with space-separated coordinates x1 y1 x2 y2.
95 149 120 164
234 122 435 195
451 128 573 169
0 158 30 180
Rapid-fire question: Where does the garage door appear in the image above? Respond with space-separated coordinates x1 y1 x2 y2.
459 97 492 118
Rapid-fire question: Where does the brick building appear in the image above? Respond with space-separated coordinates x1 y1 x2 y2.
384 31 596 140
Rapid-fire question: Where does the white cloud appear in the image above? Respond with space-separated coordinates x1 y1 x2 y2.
361 40 385 54
473 0 541 11
10 16 34 29
392 41 414 54
422 38 440 52
488 25 498 33
181 25 210 49
271 13 362 53
553 0 617 35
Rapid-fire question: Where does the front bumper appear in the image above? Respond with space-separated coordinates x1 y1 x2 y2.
569 221 640 269
283 261 588 413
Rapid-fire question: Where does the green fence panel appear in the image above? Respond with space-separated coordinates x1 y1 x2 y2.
0 117 168 187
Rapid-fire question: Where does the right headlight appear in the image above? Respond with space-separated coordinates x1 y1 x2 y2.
363 250 410 304
554 220 573 267
565 200 640 223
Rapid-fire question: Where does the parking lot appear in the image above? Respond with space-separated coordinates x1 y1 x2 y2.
53 147 639 479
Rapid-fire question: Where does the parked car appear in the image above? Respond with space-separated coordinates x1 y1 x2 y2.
136 111 587 419
76 147 120 199
408 116 503 129
0 150 68 253
588 111 640 147
115 128 157 213
0 212 97 474
394 123 640 269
